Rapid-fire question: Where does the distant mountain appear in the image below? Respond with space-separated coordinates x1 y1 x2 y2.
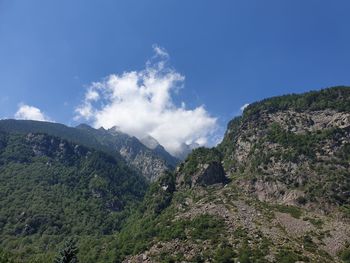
139 134 199 160
140 135 160 150
172 142 200 160
76 125 180 181
0 120 179 181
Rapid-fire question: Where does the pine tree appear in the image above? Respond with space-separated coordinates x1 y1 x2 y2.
54 238 79 263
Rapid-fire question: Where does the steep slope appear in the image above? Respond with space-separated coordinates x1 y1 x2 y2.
0 120 179 181
140 135 179 166
76 124 179 181
114 87 350 263
0 131 147 262
219 86 350 209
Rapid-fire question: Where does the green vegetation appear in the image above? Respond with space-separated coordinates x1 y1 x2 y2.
178 147 222 186
243 86 350 118
213 242 236 263
0 119 179 180
303 217 323 228
181 147 222 176
340 247 350 263
0 249 15 263
275 249 305 263
1 87 350 262
219 86 350 170
266 123 343 161
275 205 302 219
54 238 78 263
115 209 225 261
218 116 242 166
302 235 317 252
337 143 350 166
0 132 147 262
0 120 113 157
190 214 225 240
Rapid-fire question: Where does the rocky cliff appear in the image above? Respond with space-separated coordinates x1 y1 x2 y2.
219 87 350 209
76 125 179 182
118 87 350 263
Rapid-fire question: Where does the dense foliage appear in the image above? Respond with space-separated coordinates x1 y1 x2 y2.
0 120 111 156
114 186 226 261
54 238 78 263
243 86 350 118
0 132 147 262
179 147 222 176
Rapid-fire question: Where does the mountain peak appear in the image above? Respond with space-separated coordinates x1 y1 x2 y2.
140 135 160 150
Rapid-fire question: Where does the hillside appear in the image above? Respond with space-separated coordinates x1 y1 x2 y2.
76 124 179 181
0 120 179 181
1 86 350 263
219 86 350 209
114 87 350 262
0 131 147 262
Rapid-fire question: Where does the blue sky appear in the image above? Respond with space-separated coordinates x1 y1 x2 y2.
1 1 350 152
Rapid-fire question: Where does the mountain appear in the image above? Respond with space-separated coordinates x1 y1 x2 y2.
172 142 200 160
2 86 350 263
0 120 179 181
140 135 160 150
76 125 179 181
113 86 350 263
0 131 147 262
219 86 350 209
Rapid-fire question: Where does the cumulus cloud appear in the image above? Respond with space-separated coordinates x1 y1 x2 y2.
75 45 217 156
240 103 249 112
15 104 51 122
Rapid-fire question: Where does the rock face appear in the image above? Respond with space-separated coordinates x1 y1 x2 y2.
77 125 180 182
175 147 228 188
117 87 350 263
118 138 173 182
219 87 350 208
192 162 227 186
0 119 180 182
177 161 227 187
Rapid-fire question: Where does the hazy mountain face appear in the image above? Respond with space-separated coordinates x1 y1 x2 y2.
140 135 160 150
76 124 180 181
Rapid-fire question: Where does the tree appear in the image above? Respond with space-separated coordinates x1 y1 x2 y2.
54 238 79 263
0 249 15 263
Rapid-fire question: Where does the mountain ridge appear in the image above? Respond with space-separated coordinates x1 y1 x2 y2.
0 119 179 182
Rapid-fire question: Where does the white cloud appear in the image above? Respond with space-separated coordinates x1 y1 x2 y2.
240 103 249 112
152 44 169 58
75 46 217 156
15 104 51 122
